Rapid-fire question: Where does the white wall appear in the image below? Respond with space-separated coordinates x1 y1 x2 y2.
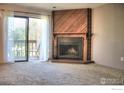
92 4 124 70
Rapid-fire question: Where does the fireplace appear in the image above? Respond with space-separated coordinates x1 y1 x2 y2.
52 9 93 63
57 37 83 60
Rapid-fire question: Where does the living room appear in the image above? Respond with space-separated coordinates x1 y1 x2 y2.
0 3 124 85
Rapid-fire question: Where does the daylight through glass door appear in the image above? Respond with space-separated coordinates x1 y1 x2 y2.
8 17 42 62
29 18 42 61
13 17 28 61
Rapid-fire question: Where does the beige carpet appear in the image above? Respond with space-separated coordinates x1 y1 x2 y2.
0 62 124 85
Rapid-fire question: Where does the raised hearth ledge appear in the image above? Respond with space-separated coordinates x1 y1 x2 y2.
50 59 94 64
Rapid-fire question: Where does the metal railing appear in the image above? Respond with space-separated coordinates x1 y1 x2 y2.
14 40 39 60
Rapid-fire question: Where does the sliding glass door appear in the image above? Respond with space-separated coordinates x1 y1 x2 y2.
8 15 48 62
8 16 42 62
13 17 28 61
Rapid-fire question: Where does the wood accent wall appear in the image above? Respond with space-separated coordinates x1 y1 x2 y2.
53 9 88 34
52 9 92 63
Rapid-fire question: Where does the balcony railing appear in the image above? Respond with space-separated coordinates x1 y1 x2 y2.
14 40 39 60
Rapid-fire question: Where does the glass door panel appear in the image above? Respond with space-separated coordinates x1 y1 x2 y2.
13 17 28 61
29 18 42 61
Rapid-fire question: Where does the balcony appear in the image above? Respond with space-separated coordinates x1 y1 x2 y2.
14 40 40 60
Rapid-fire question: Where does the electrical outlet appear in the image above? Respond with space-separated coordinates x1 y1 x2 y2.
120 57 124 61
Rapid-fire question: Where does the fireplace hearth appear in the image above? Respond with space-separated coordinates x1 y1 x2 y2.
57 37 83 60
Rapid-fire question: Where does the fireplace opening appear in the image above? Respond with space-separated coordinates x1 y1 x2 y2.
57 37 83 60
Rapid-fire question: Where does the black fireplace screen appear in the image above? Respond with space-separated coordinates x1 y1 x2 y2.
60 44 79 56
57 37 83 59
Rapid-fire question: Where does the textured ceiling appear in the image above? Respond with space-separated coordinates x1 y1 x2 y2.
12 3 105 11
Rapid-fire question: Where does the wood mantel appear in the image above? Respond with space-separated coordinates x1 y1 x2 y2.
53 32 86 35
52 9 93 63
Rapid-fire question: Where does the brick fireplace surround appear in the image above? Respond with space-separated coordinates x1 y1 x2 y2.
52 9 93 63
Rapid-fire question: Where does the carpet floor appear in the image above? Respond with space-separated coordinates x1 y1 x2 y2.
0 62 124 85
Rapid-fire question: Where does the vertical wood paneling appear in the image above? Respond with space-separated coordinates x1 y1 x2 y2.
87 8 92 61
